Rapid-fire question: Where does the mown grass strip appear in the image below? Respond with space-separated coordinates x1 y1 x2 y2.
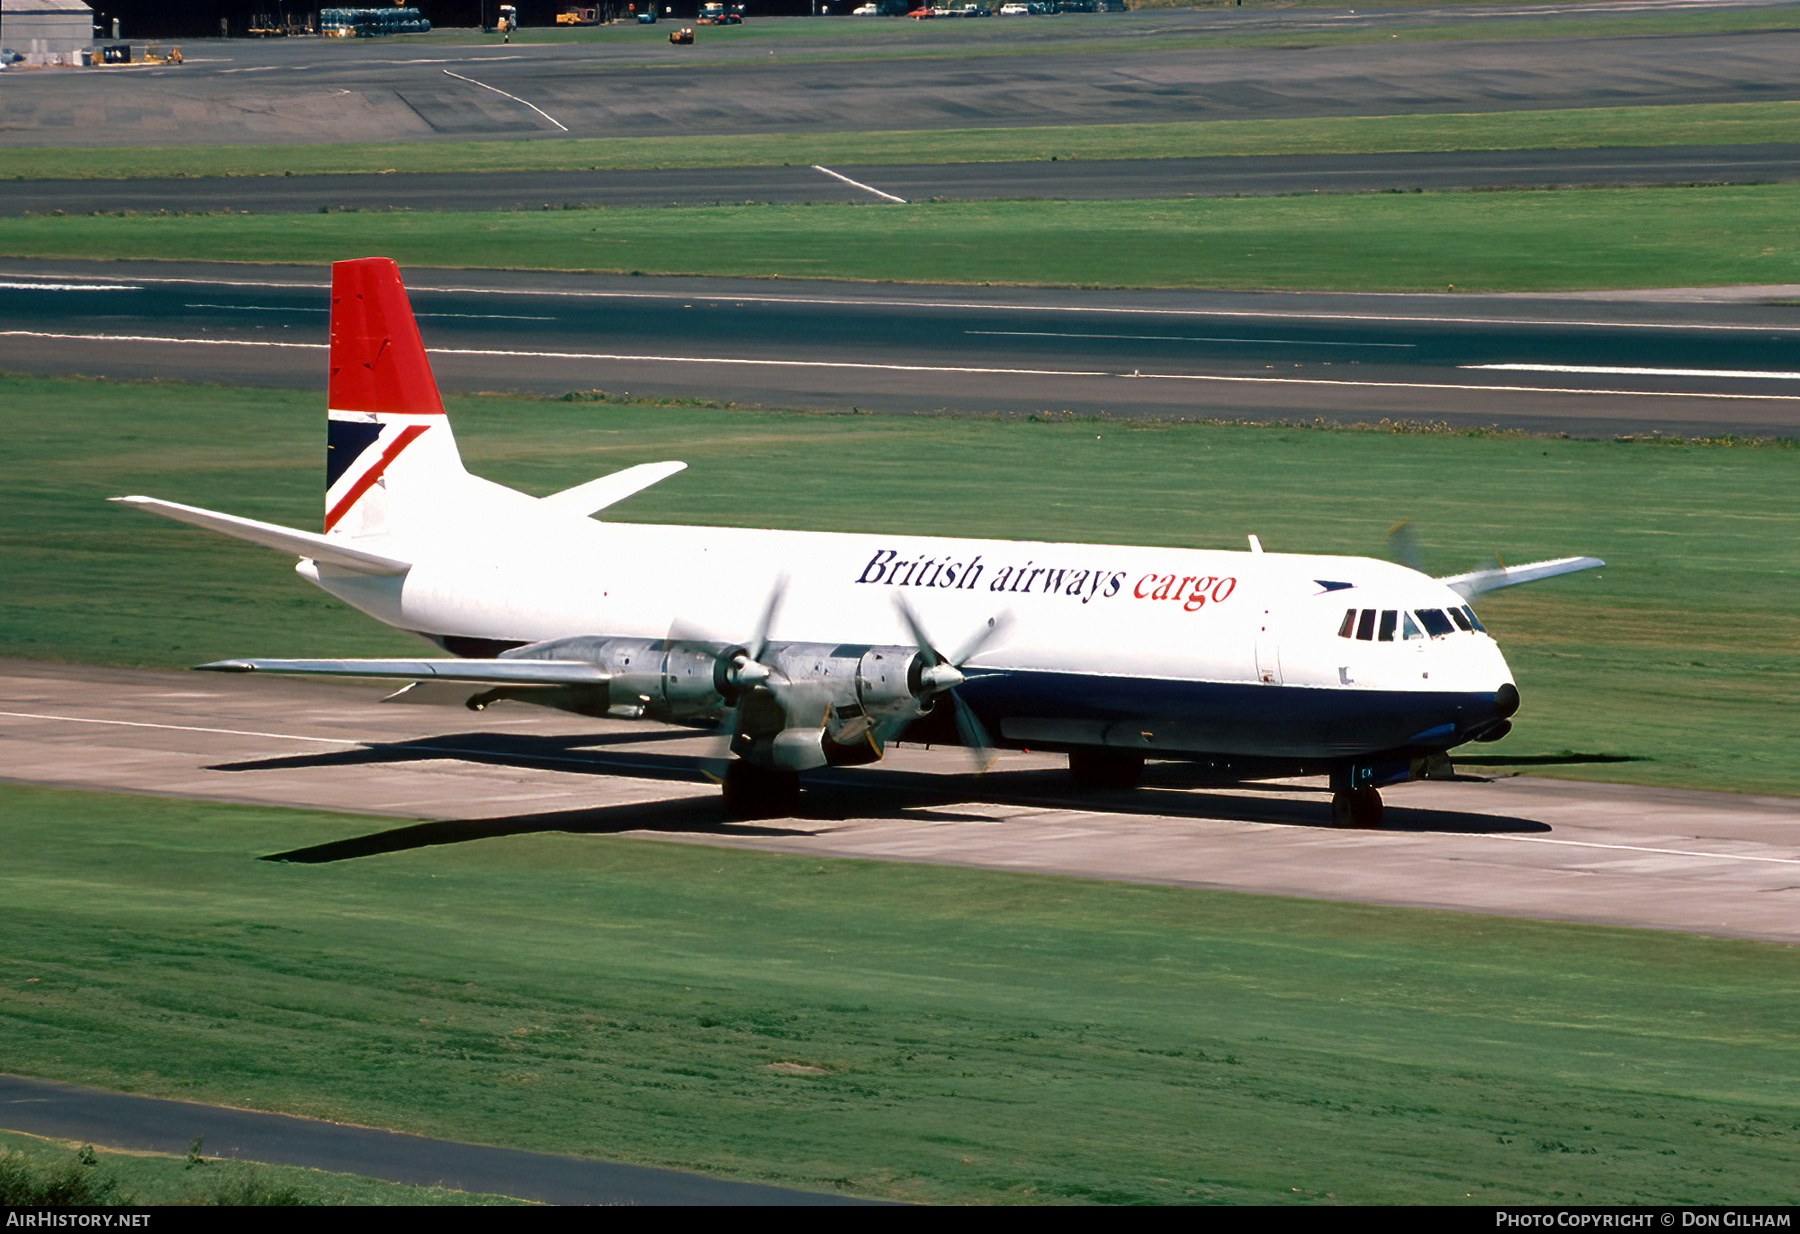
2 781 1797 1205
5 101 1796 181
6 184 1800 293
5 374 1794 795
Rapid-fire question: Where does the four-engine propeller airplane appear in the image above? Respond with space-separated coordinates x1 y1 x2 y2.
115 257 1601 825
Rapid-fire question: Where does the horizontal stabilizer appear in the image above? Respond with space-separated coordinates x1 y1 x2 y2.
196 657 610 685
539 460 687 518
111 496 412 575
1438 555 1605 599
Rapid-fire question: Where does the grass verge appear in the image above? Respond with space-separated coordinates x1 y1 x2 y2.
4 374 1795 796
1 781 1797 1205
8 184 1800 292
4 101 1795 180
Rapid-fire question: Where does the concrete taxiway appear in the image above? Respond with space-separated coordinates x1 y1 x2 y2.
6 13 1800 146
5 660 1796 944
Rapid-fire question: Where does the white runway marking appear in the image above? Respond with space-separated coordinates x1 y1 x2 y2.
440 69 568 132
812 165 907 204
183 304 554 321
0 282 140 292
968 329 1417 348
0 709 700 776
1470 363 1800 380
0 710 355 746
11 330 1800 399
1470 831 1800 867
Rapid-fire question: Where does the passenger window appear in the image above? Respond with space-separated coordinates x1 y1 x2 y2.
1416 609 1456 638
1402 613 1422 640
1378 610 1397 642
1338 609 1357 638
1356 609 1376 641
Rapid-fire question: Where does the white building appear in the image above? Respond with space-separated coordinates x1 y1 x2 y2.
2 0 96 57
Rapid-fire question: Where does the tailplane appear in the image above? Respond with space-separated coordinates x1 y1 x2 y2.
325 257 471 540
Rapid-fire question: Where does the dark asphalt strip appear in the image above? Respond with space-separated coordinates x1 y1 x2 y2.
0 1073 880 1205
5 144 1797 216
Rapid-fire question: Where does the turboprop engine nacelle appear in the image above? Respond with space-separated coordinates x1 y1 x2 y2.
734 642 944 772
503 635 733 720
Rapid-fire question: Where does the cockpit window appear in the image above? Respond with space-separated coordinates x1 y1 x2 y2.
1377 610 1398 642
1416 608 1456 637
1337 609 1357 638
1402 612 1422 640
1356 609 1376 641
1463 605 1486 632
1448 606 1472 632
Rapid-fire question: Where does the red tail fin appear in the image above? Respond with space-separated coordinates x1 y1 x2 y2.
328 257 444 417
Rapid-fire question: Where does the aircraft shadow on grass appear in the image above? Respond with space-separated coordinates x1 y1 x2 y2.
243 730 1551 864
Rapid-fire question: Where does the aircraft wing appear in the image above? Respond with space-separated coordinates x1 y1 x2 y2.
112 496 412 576
1437 555 1605 599
195 658 610 685
539 461 687 518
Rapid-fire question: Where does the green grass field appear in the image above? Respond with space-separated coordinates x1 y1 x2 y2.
2 781 1796 1205
4 374 1795 796
8 183 1800 292
5 100 1795 180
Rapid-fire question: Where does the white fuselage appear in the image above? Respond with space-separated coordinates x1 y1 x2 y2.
303 482 1515 765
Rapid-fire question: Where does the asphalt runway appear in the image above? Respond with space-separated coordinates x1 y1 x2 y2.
5 660 1798 944
4 258 1798 437
10 143 1800 215
4 8 1800 146
0 1076 869 1205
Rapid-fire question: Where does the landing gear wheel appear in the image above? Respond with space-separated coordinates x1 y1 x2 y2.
1331 787 1383 829
721 761 800 820
1068 749 1145 791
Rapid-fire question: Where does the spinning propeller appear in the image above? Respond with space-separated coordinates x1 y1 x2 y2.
892 596 1013 772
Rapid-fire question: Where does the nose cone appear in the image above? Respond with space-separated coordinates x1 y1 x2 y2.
1495 682 1521 719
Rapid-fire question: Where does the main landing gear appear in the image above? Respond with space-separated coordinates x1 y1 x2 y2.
721 761 800 820
1068 749 1145 790
1331 786 1383 829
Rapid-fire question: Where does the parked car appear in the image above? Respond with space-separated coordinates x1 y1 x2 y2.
1000 3 1029 12
853 3 878 11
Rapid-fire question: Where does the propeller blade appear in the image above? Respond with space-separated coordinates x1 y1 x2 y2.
890 594 1011 771
1386 519 1425 574
948 611 1012 670
747 572 788 664
892 594 943 666
949 692 1000 773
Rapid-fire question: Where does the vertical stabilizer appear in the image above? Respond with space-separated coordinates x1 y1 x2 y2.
325 257 469 540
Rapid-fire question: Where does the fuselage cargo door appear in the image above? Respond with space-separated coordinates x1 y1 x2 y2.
1255 606 1282 685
